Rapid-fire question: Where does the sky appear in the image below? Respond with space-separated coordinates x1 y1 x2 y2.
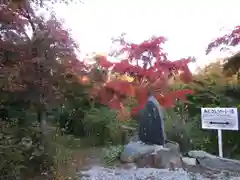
52 0 240 71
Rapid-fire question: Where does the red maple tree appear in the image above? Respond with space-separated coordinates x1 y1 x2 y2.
0 1 194 121
0 1 88 125
89 36 194 119
206 26 240 76
206 26 240 54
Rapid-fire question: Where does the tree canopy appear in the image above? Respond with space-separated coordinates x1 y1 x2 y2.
206 26 240 76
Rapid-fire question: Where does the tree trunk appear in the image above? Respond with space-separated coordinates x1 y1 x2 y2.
37 104 47 135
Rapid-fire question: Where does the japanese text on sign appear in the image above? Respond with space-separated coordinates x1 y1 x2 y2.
201 107 239 131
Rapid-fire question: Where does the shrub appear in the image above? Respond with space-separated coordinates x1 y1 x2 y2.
83 106 135 146
165 108 193 153
164 104 213 154
0 120 55 180
101 145 123 165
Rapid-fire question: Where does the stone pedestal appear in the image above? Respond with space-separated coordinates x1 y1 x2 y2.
135 144 183 169
120 140 183 169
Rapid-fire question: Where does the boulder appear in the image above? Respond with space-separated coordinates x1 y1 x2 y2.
188 150 216 159
128 133 139 143
182 157 197 166
135 142 183 169
188 150 240 172
120 140 183 169
165 140 180 154
120 141 156 163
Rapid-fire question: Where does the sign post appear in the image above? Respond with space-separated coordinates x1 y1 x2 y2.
201 107 239 158
217 129 223 158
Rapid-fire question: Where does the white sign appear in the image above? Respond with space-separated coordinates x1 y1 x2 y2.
201 107 239 158
201 107 239 131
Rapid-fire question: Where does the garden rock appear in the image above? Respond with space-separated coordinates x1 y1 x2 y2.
188 150 216 159
188 150 240 172
165 140 180 154
135 142 183 169
182 157 197 166
121 140 183 169
120 141 155 163
128 133 139 142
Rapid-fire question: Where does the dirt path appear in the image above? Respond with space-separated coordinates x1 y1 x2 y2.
57 147 104 178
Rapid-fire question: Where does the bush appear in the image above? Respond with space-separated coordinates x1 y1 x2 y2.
0 120 55 180
164 62 240 158
101 145 123 165
164 105 214 154
0 120 25 179
165 109 192 153
83 106 135 146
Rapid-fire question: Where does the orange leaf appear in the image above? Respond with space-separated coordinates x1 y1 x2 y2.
155 89 193 108
78 75 90 85
105 80 135 97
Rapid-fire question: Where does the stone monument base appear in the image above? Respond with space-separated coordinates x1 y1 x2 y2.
120 140 183 169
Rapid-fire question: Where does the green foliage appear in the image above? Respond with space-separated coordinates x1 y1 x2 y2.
0 120 25 179
102 145 123 165
84 106 134 146
165 106 213 153
0 119 55 180
166 61 240 157
53 77 92 137
0 91 55 179
165 108 193 153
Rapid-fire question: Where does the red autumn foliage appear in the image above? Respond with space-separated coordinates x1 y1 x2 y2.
91 36 194 117
0 2 193 120
105 80 135 97
0 4 87 106
206 26 240 54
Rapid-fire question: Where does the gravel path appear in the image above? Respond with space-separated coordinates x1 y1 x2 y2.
78 166 240 180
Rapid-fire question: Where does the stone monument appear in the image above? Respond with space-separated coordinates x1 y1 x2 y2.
120 94 183 169
138 94 166 145
120 78 183 168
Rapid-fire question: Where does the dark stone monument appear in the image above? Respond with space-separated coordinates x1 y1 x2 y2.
138 95 166 145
